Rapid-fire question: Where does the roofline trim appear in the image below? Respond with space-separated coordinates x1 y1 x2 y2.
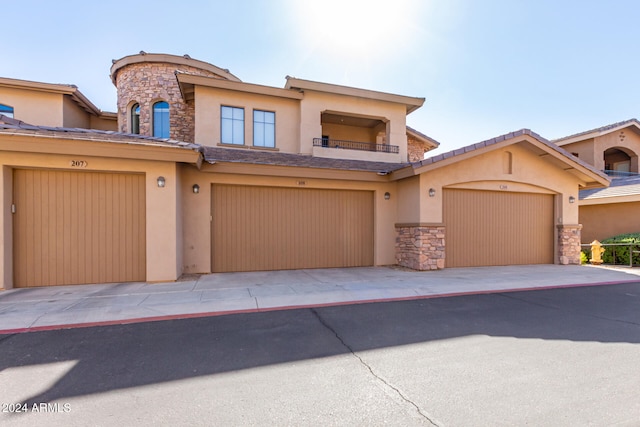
406 125 440 148
284 77 425 113
110 53 241 85
176 73 304 100
411 129 610 187
553 118 640 146
0 76 78 95
0 129 203 164
0 76 113 118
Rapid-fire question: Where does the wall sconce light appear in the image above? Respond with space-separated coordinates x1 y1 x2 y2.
157 176 166 188
192 184 200 194
569 195 576 204
429 188 436 197
384 192 391 200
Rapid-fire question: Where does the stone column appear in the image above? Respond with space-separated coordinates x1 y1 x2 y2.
395 224 445 270
557 224 582 265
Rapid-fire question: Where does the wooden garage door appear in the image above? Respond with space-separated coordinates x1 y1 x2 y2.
443 189 554 267
13 169 146 287
212 185 374 272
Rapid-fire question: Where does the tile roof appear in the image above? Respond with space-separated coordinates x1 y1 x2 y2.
0 116 202 152
553 118 640 143
411 128 609 183
203 146 409 173
580 174 640 200
413 129 540 167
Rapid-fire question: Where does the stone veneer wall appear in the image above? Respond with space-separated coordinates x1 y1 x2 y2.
407 134 433 162
395 224 445 270
114 63 225 143
557 224 582 265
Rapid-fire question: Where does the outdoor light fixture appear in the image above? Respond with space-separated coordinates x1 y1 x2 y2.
429 188 436 197
384 192 391 200
157 176 166 188
192 184 200 194
569 195 576 204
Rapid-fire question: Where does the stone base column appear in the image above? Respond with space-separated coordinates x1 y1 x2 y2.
557 224 582 265
395 224 445 270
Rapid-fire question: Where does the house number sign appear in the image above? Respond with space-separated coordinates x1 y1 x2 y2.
70 160 88 168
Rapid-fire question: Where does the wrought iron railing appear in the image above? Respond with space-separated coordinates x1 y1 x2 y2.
313 138 399 154
604 170 640 178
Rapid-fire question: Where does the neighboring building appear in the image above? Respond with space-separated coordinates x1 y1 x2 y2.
554 119 640 243
0 77 117 131
0 53 607 289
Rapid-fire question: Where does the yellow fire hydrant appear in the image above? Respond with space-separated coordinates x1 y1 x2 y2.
590 240 605 265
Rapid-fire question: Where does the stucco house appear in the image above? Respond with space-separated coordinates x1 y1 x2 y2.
553 119 640 243
0 53 608 289
0 76 117 131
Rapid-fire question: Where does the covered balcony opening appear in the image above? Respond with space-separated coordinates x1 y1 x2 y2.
604 147 638 176
315 112 398 154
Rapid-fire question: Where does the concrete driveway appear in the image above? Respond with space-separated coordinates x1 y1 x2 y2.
1 281 640 426
1 264 640 333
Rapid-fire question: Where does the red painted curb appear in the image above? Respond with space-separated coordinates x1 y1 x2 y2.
0 279 637 335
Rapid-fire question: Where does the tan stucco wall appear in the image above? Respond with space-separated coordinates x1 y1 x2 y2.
89 115 118 131
0 166 12 289
396 175 421 224
0 86 63 126
405 144 581 225
562 130 640 172
298 91 408 162
0 150 182 289
62 95 91 129
321 122 379 143
580 201 640 243
179 164 398 273
595 131 640 172
175 167 184 278
560 138 595 165
194 86 301 152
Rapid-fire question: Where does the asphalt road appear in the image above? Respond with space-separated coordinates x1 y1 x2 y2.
1 283 640 426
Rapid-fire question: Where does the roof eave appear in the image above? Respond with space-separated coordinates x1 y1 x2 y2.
176 73 304 101
406 126 440 149
285 76 425 112
0 130 203 164
110 52 242 85
554 119 640 146
411 130 610 188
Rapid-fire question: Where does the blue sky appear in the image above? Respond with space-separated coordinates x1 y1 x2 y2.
3 0 640 153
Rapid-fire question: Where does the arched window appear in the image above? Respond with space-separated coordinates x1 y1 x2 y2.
0 103 14 119
153 101 169 138
131 103 140 134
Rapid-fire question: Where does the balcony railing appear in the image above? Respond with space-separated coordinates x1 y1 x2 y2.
313 138 399 154
604 170 640 178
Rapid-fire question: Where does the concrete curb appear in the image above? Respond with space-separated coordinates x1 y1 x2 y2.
1 278 636 335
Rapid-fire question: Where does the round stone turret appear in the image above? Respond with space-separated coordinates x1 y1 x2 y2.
110 52 240 142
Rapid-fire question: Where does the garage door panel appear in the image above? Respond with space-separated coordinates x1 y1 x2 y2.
444 189 554 267
212 185 373 272
13 169 146 287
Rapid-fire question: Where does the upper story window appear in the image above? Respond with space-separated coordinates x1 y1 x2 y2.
221 106 244 145
153 101 170 138
0 103 14 118
253 110 275 148
131 103 140 134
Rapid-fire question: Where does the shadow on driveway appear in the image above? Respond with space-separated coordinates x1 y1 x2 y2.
2 282 640 408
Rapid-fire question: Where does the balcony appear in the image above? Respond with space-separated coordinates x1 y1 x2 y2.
313 138 399 154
